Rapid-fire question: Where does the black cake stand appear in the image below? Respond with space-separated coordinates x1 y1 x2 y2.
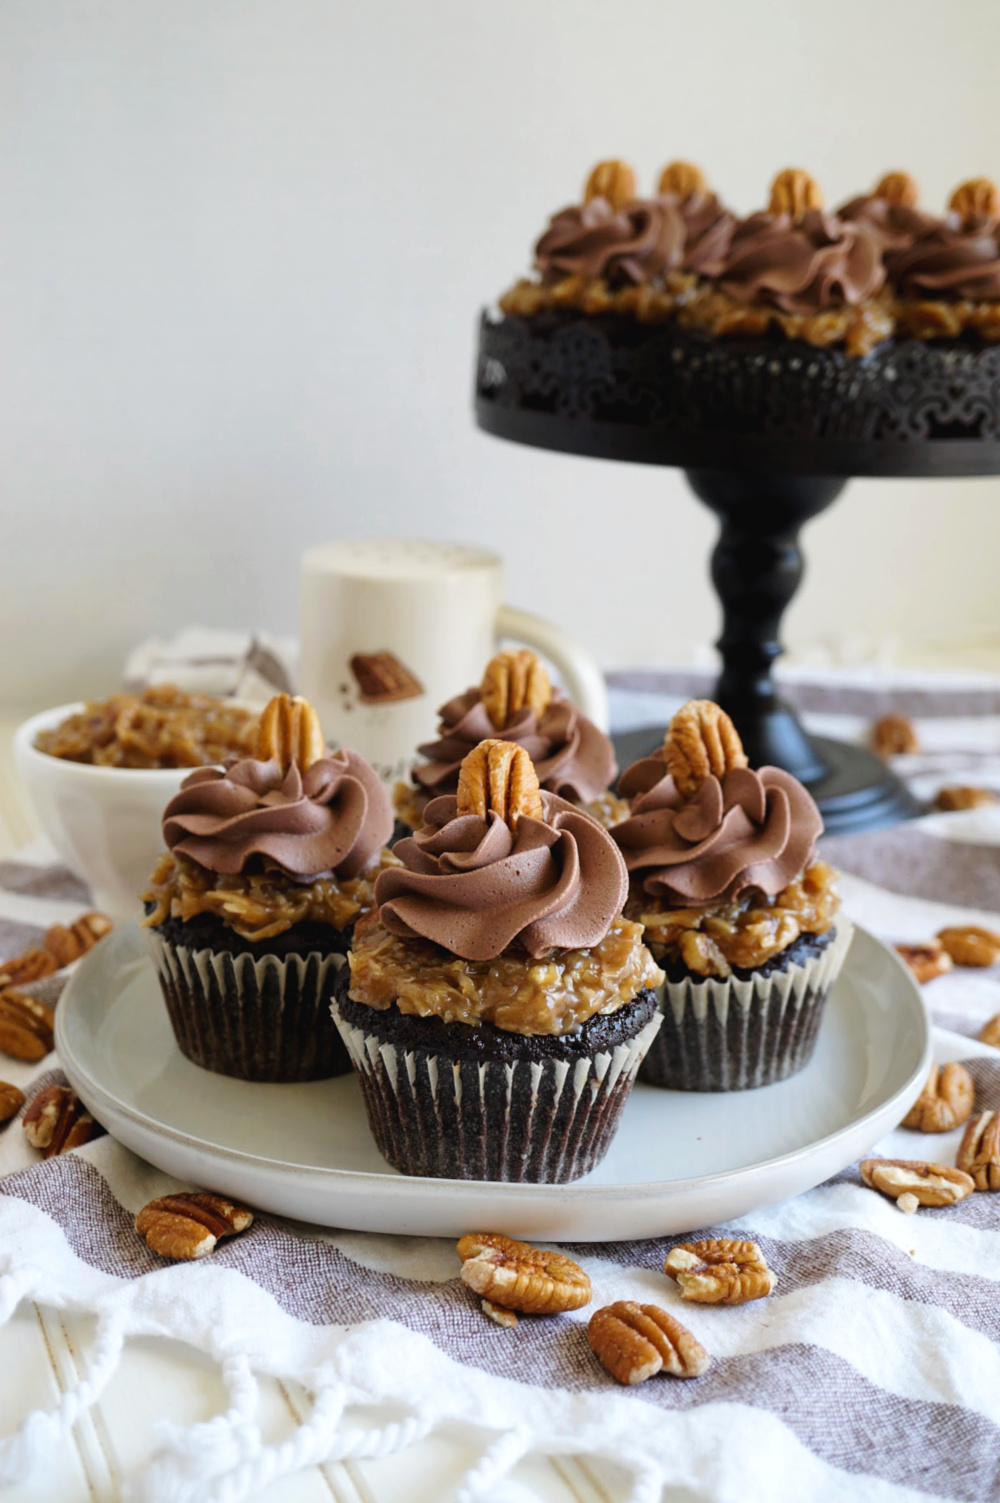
474 311 1000 833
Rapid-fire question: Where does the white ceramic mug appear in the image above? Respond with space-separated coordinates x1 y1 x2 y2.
298 539 607 783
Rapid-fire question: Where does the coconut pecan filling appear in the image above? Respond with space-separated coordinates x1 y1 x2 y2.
142 851 385 942
501 275 1000 355
347 913 663 1035
500 275 897 355
627 860 840 978
36 685 258 769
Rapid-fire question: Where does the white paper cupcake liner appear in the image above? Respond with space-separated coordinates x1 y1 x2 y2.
331 994 662 1183
145 926 350 1082
641 919 854 1092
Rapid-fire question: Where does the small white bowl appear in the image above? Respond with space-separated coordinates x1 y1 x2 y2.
13 704 189 922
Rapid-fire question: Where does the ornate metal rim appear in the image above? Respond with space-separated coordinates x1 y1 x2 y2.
475 310 1000 477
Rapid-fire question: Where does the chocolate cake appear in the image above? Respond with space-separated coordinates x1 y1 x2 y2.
478 162 1000 472
611 699 852 1091
142 693 393 1082
333 739 664 1182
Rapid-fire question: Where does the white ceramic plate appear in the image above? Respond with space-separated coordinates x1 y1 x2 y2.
57 922 931 1241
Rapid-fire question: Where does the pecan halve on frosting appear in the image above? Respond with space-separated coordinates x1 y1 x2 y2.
613 753 823 906
162 746 392 883
375 789 628 962
410 683 616 808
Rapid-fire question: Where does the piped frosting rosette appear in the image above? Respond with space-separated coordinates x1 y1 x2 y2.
838 172 941 254
378 788 627 962
885 178 1000 300
535 197 687 286
611 701 852 1092
163 746 391 883
144 693 393 1083
613 758 821 905
718 208 884 314
399 649 618 828
334 740 663 1183
533 157 736 285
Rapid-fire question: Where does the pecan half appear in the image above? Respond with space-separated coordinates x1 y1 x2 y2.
43 912 113 969
769 168 824 222
901 1062 975 1133
949 177 1000 224
0 1081 26 1123
584 159 636 210
456 741 543 827
658 161 707 197
136 1191 254 1260
860 1157 974 1207
457 1232 591 1315
871 713 919 757
894 941 953 985
0 990 55 1060
664 1238 773 1305
664 701 748 799
480 648 551 731
253 693 325 773
874 171 919 207
978 1013 1000 1049
937 926 1000 968
587 1301 710 1385
0 949 58 989
933 785 998 812
956 1111 1000 1191
23 1085 101 1157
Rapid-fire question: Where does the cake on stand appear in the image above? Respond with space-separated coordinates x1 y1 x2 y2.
474 313 1000 833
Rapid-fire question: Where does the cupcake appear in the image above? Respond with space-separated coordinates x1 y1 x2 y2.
335 738 663 1182
143 693 393 1081
393 647 624 834
611 701 851 1092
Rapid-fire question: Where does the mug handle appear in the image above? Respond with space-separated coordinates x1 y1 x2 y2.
496 605 609 732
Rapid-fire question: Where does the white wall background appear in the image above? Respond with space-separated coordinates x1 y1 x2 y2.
3 0 1000 708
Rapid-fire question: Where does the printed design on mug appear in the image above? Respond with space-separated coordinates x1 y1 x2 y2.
349 652 425 705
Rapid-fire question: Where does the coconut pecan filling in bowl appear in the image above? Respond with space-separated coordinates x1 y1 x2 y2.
36 684 258 769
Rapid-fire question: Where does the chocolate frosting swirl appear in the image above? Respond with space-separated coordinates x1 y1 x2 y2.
718 208 884 313
661 189 738 275
838 196 940 254
162 747 393 882
885 213 1000 300
411 687 616 806
535 196 686 285
376 791 628 961
612 754 822 905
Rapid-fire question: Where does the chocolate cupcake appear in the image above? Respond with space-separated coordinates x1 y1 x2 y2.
143 693 393 1082
336 739 663 1182
393 647 624 835
612 701 852 1092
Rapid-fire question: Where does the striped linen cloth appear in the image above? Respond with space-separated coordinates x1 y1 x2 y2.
2 666 1000 1503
